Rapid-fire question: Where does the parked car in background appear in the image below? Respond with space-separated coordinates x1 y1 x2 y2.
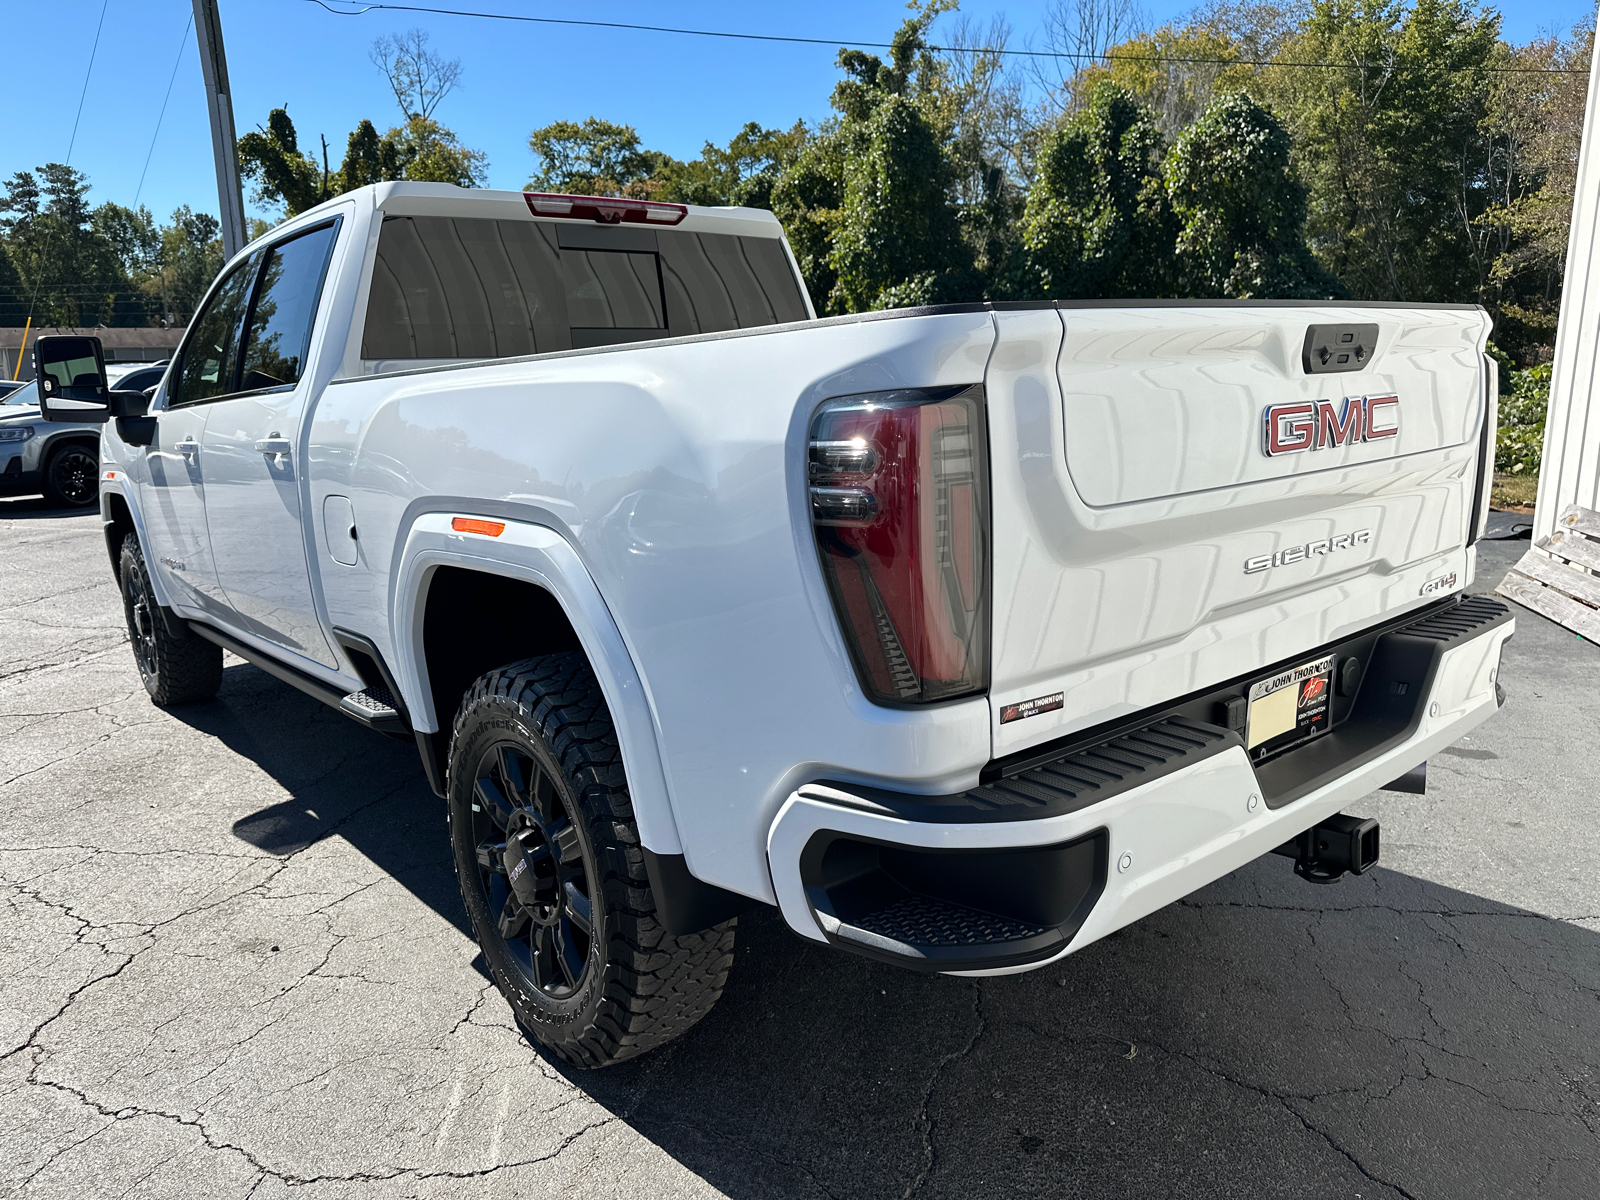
107 361 170 397
0 362 166 508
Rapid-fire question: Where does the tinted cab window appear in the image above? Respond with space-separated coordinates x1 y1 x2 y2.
173 256 258 407
361 215 809 370
239 223 339 391
172 221 339 407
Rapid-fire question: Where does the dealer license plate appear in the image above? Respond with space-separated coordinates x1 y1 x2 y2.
1246 654 1335 755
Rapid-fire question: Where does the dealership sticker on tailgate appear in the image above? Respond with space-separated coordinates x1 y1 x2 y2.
1000 692 1065 724
1246 654 1335 753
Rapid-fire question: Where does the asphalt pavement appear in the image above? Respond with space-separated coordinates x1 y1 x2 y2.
2 499 1596 1200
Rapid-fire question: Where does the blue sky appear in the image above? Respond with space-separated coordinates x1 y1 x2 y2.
5 0 1596 230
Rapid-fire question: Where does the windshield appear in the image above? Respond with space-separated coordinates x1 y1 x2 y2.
2 381 39 407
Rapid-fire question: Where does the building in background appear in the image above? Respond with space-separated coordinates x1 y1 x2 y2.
0 327 185 382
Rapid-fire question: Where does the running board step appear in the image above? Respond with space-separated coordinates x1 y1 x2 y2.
187 623 410 735
340 684 401 726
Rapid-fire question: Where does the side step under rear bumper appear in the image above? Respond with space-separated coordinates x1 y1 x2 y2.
767 596 1514 975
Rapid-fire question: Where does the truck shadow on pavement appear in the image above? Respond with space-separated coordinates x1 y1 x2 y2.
189 658 1599 1200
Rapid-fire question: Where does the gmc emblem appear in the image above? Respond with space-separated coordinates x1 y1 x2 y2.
1264 395 1399 456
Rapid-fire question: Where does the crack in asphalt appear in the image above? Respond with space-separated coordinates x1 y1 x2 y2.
1 764 418 1075
1136 1034 1423 1200
22 1072 619 1189
903 981 985 1199
1181 896 1600 924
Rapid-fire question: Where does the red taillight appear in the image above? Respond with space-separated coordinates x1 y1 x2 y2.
522 192 687 226
809 386 990 705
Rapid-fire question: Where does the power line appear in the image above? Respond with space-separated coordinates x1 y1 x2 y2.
135 10 196 210
301 0 1590 75
65 0 112 165
21 0 111 336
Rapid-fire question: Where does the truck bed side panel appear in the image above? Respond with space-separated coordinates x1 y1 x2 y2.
308 313 997 901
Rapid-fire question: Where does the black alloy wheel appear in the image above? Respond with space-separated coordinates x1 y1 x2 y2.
117 533 222 705
44 443 99 508
469 741 595 999
124 542 160 685
448 653 736 1067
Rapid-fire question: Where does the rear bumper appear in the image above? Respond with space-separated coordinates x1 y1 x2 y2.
766 596 1514 975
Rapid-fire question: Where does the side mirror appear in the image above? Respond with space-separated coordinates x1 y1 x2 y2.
34 335 110 423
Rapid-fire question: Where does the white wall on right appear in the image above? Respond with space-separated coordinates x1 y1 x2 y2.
1534 29 1600 537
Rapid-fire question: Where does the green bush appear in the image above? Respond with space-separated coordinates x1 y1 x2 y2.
1496 363 1550 474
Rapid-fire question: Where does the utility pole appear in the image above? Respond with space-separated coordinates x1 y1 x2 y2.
192 0 247 260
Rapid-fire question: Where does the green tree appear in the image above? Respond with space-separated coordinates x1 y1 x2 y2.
654 122 807 209
0 164 137 326
771 11 980 313
1261 0 1499 302
142 207 223 323
831 91 979 310
384 116 487 186
1479 19 1593 362
341 119 401 191
92 202 160 280
769 134 845 310
237 107 333 216
1020 83 1175 298
240 107 485 218
526 118 664 196
1165 91 1345 298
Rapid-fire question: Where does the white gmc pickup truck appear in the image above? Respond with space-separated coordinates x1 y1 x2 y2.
36 182 1512 1068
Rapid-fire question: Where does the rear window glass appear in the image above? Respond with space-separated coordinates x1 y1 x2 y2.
360 215 808 371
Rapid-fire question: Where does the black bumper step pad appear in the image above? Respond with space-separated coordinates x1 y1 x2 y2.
806 714 1238 826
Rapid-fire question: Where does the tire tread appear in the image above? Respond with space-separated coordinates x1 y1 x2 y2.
120 534 222 705
450 652 735 1067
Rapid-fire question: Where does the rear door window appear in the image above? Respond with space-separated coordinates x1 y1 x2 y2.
238 221 339 392
359 214 808 372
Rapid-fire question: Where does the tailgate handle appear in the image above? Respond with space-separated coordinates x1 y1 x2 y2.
1302 323 1379 374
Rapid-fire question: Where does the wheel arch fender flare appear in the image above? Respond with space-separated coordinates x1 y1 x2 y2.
390 511 684 858
99 478 177 610
39 429 101 463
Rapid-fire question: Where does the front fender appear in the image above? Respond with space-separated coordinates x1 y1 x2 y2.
390 512 683 857
98 474 176 609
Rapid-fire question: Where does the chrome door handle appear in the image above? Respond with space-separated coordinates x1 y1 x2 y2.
254 435 292 462
178 438 199 460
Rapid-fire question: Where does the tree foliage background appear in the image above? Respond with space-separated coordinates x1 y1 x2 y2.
0 0 1589 396
0 26 487 330
529 0 1589 372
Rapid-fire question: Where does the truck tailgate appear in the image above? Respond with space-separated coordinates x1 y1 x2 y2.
984 304 1491 757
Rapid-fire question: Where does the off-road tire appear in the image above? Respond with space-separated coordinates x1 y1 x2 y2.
119 533 222 705
43 442 99 508
448 652 736 1067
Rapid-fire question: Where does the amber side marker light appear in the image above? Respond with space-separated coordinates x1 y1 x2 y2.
451 517 505 537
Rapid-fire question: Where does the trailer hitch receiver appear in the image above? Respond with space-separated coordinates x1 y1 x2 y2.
1273 814 1380 885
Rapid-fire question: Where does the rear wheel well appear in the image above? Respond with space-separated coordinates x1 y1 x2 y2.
419 565 584 748
104 490 135 578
